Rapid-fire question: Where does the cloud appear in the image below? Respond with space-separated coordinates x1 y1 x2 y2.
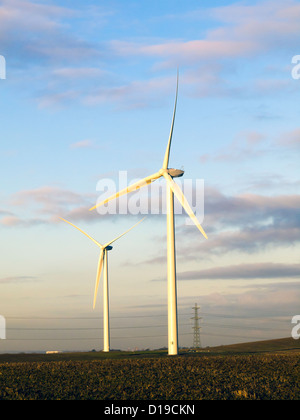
0 276 38 284
206 0 300 70
83 75 175 109
192 282 300 319
140 186 300 264
110 39 257 64
0 0 100 65
277 128 300 148
0 0 74 33
210 0 300 45
0 215 24 227
180 188 300 256
5 0 297 109
177 263 300 281
0 215 49 227
200 126 300 166
110 0 300 68
53 205 101 224
53 67 106 79
37 90 80 109
236 174 300 194
0 209 14 216
70 139 95 149
2 185 122 226
3 186 97 226
199 130 269 163
253 78 290 94
201 187 300 226
12 186 89 211
208 226 299 256
232 286 300 314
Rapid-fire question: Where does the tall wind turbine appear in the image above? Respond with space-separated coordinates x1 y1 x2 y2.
89 72 208 355
60 217 145 352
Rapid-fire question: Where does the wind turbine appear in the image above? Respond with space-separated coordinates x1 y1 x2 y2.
89 72 208 355
60 217 145 352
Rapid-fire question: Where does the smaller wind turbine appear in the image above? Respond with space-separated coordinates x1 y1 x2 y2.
60 217 145 352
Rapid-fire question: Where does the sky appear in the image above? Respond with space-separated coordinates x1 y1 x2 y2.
0 0 299 352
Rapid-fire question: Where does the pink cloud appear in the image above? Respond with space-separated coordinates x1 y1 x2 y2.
53 67 105 79
210 0 300 42
0 0 74 35
110 1 300 67
111 39 257 65
278 128 300 148
0 215 22 226
83 75 175 108
70 139 94 149
10 186 95 223
12 186 83 206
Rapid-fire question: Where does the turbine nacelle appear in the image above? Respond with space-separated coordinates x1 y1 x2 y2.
167 168 184 178
158 168 184 178
104 245 113 251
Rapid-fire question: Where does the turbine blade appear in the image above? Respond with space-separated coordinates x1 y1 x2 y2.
162 172 208 239
104 217 146 248
93 249 104 309
162 70 179 170
59 217 102 247
89 172 161 211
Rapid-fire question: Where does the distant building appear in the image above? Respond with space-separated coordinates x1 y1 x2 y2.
46 351 62 354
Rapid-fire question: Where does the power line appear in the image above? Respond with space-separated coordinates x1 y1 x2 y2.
5 312 290 321
2 313 290 346
4 322 287 338
201 322 287 332
5 315 167 320
6 324 172 331
5 320 288 333
4 324 288 338
3 331 278 342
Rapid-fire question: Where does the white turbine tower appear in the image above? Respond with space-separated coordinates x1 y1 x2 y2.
60 217 145 352
89 72 208 356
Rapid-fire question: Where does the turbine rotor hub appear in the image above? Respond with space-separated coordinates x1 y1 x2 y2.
105 245 113 251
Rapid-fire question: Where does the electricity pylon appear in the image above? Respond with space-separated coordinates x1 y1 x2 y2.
191 303 202 349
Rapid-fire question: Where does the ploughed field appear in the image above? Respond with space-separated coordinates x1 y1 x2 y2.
0 353 299 400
